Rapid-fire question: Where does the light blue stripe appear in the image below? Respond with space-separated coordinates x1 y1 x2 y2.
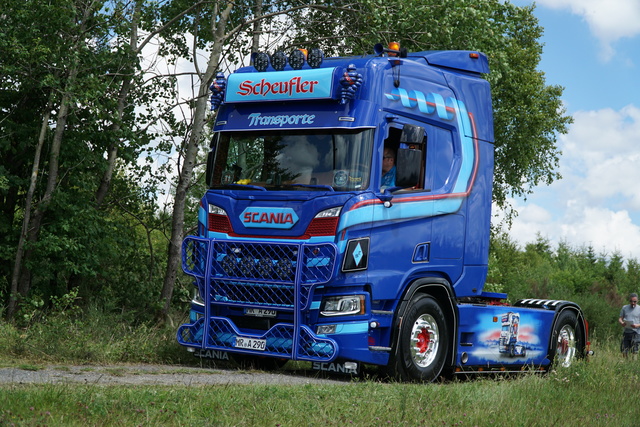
452 99 475 194
198 206 207 226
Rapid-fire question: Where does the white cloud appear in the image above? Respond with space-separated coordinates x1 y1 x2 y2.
560 207 640 257
496 104 640 260
496 199 640 260
494 200 556 244
560 105 640 210
533 0 640 60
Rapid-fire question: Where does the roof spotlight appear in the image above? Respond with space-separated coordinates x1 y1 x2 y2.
307 48 324 68
252 52 270 72
289 49 306 70
387 42 401 57
271 51 287 71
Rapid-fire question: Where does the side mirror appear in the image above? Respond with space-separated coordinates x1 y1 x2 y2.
400 124 424 144
205 134 219 187
205 150 215 187
396 148 422 188
396 124 425 188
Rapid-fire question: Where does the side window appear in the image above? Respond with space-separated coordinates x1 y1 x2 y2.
381 128 401 190
425 126 455 193
380 123 457 193
384 124 426 190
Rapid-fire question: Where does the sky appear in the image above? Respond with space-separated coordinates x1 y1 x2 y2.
497 0 640 261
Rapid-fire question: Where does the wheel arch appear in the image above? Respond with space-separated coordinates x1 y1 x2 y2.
391 277 458 370
548 303 588 357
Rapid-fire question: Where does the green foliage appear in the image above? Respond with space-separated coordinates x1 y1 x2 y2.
0 305 189 365
0 0 181 320
489 232 637 341
0 0 627 336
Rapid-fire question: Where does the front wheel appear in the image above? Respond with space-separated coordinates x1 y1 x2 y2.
550 310 584 368
389 296 450 382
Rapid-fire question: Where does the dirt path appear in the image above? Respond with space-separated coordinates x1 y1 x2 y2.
0 364 352 386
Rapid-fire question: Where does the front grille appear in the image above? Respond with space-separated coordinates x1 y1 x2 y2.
212 241 299 282
179 236 339 361
211 280 295 307
184 237 336 309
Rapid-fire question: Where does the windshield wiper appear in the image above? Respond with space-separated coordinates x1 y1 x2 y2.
281 184 335 192
215 183 267 191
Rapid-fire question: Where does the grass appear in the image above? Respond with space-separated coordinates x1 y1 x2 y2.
1 354 639 426
1 312 639 426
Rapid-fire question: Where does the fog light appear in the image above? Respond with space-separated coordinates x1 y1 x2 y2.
317 324 337 335
344 362 358 371
289 49 306 70
307 48 324 68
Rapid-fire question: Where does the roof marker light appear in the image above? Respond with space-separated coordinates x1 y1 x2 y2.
387 42 401 57
469 52 480 59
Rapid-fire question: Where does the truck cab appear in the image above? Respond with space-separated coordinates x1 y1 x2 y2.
177 43 588 381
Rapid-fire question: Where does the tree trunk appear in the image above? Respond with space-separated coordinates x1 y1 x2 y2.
95 2 141 208
158 2 234 323
7 95 54 319
9 80 74 316
251 0 263 54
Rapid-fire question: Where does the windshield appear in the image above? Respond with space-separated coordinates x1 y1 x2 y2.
208 129 374 191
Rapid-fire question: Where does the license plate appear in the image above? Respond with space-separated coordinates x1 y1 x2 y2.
245 308 277 318
234 336 267 351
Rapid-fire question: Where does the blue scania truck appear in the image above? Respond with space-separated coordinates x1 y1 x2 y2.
176 43 589 381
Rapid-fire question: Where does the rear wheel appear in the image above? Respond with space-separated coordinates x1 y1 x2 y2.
550 310 584 368
390 296 450 382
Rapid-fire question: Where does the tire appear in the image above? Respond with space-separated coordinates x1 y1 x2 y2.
550 310 584 368
390 296 450 382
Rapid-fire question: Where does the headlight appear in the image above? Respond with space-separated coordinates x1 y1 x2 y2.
320 295 365 317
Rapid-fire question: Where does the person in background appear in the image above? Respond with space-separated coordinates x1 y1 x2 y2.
618 292 640 359
381 146 396 190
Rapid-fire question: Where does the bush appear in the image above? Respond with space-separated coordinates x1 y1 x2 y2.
0 305 195 366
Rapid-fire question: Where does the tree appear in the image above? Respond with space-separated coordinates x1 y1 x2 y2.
0 0 186 320
1 0 574 322
4 0 111 318
152 0 355 322
289 0 571 217
153 0 571 319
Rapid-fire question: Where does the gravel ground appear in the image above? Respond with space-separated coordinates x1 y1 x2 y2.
0 364 352 386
